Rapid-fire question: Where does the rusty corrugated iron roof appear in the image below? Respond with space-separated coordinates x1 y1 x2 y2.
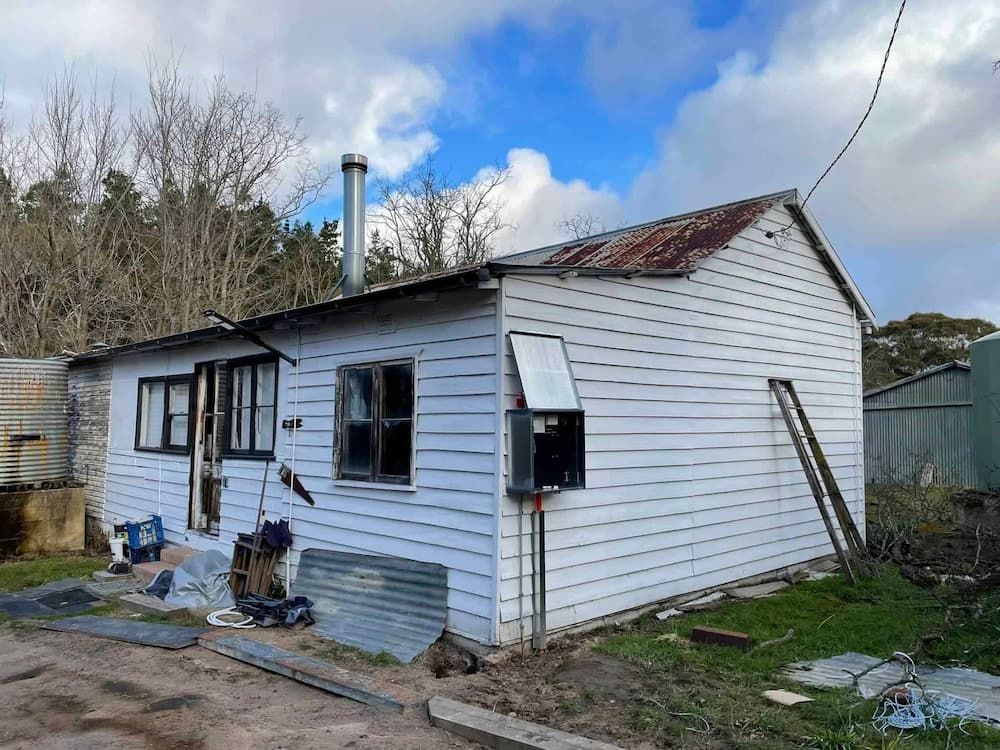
529 193 785 271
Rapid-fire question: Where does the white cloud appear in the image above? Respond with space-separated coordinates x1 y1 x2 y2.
0 0 558 182
625 0 1000 322
484 148 623 255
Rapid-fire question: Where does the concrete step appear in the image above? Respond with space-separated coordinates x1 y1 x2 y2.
132 560 174 587
118 592 189 619
160 545 200 567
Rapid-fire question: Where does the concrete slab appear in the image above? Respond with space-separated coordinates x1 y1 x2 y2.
654 608 683 621
726 581 789 600
159 545 199 567
677 591 726 611
427 696 624 750
84 578 142 601
92 569 133 583
198 633 410 712
118 593 188 618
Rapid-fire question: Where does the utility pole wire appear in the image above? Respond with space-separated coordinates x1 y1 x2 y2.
768 0 907 238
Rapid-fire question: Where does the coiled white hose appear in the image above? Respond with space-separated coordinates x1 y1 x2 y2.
206 607 255 628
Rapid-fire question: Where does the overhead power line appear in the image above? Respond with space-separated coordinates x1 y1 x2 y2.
767 0 907 238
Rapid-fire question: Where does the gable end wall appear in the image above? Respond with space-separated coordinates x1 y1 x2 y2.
497 203 864 642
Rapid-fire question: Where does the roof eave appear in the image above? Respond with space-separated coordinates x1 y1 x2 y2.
72 265 489 363
783 194 877 326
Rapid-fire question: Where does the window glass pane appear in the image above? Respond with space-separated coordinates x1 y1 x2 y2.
379 419 412 478
381 362 413 420
344 367 373 419
256 362 276 407
256 406 275 453
343 422 372 476
169 415 189 447
231 366 252 409
139 381 165 448
231 407 251 451
509 333 581 410
168 382 189 415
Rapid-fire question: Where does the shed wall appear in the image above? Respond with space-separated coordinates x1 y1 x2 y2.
498 204 864 642
67 360 112 520
864 366 974 487
103 288 500 643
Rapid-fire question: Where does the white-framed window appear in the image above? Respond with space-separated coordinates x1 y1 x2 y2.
335 359 415 484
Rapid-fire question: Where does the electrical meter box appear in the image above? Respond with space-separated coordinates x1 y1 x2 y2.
507 409 585 493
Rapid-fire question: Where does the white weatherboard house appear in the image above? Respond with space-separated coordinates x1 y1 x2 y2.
70 156 874 649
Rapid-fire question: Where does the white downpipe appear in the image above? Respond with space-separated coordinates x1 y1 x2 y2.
285 329 302 596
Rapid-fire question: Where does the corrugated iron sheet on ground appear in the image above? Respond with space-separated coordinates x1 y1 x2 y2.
783 652 1000 724
293 548 447 663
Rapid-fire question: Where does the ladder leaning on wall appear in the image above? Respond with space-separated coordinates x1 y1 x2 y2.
769 378 870 584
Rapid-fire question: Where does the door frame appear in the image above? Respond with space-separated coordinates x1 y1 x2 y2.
189 360 224 534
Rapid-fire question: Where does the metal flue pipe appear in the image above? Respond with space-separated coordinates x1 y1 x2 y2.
341 153 368 297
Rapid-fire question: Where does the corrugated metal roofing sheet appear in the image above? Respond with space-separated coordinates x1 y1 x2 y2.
864 363 975 486
783 652 1000 724
0 358 68 488
293 548 447 663
520 194 783 271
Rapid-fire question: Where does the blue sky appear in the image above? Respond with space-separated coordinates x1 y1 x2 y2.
1 1 999 323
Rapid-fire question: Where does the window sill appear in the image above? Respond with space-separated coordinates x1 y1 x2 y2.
220 453 276 462
134 446 190 456
333 478 417 493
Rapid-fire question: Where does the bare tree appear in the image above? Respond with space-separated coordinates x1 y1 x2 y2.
370 158 509 278
132 56 330 334
0 57 334 358
556 212 610 240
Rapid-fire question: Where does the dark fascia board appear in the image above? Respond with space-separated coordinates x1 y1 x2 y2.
863 360 970 399
72 266 489 363
74 262 643 363
70 260 707 365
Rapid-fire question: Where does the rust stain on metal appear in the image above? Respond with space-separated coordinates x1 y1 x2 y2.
542 196 780 271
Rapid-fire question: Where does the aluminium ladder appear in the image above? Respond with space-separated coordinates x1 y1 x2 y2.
769 379 869 584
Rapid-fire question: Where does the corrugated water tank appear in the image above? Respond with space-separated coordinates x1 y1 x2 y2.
971 331 1000 491
0 358 69 488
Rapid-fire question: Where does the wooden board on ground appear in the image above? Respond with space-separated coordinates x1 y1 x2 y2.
198 632 409 712
427 696 624 750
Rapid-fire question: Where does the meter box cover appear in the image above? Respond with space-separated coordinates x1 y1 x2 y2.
507 332 585 494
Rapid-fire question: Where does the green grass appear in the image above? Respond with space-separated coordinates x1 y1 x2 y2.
596 567 1000 749
0 555 106 593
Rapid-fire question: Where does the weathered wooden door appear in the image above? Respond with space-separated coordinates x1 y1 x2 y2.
190 362 225 533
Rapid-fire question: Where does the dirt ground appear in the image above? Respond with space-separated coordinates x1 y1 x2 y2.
0 616 643 750
0 624 482 750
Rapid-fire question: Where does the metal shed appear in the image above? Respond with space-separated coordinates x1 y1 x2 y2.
864 361 974 487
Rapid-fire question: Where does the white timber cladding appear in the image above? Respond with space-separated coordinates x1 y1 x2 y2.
497 204 865 643
67 360 112 520
103 288 500 644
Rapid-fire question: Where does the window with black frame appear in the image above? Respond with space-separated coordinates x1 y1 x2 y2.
225 356 277 457
135 375 192 452
337 360 414 484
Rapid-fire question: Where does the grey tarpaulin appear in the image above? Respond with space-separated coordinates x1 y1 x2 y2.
293 549 447 663
164 549 234 609
783 652 1000 724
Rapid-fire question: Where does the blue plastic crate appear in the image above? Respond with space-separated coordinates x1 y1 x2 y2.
125 515 164 563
